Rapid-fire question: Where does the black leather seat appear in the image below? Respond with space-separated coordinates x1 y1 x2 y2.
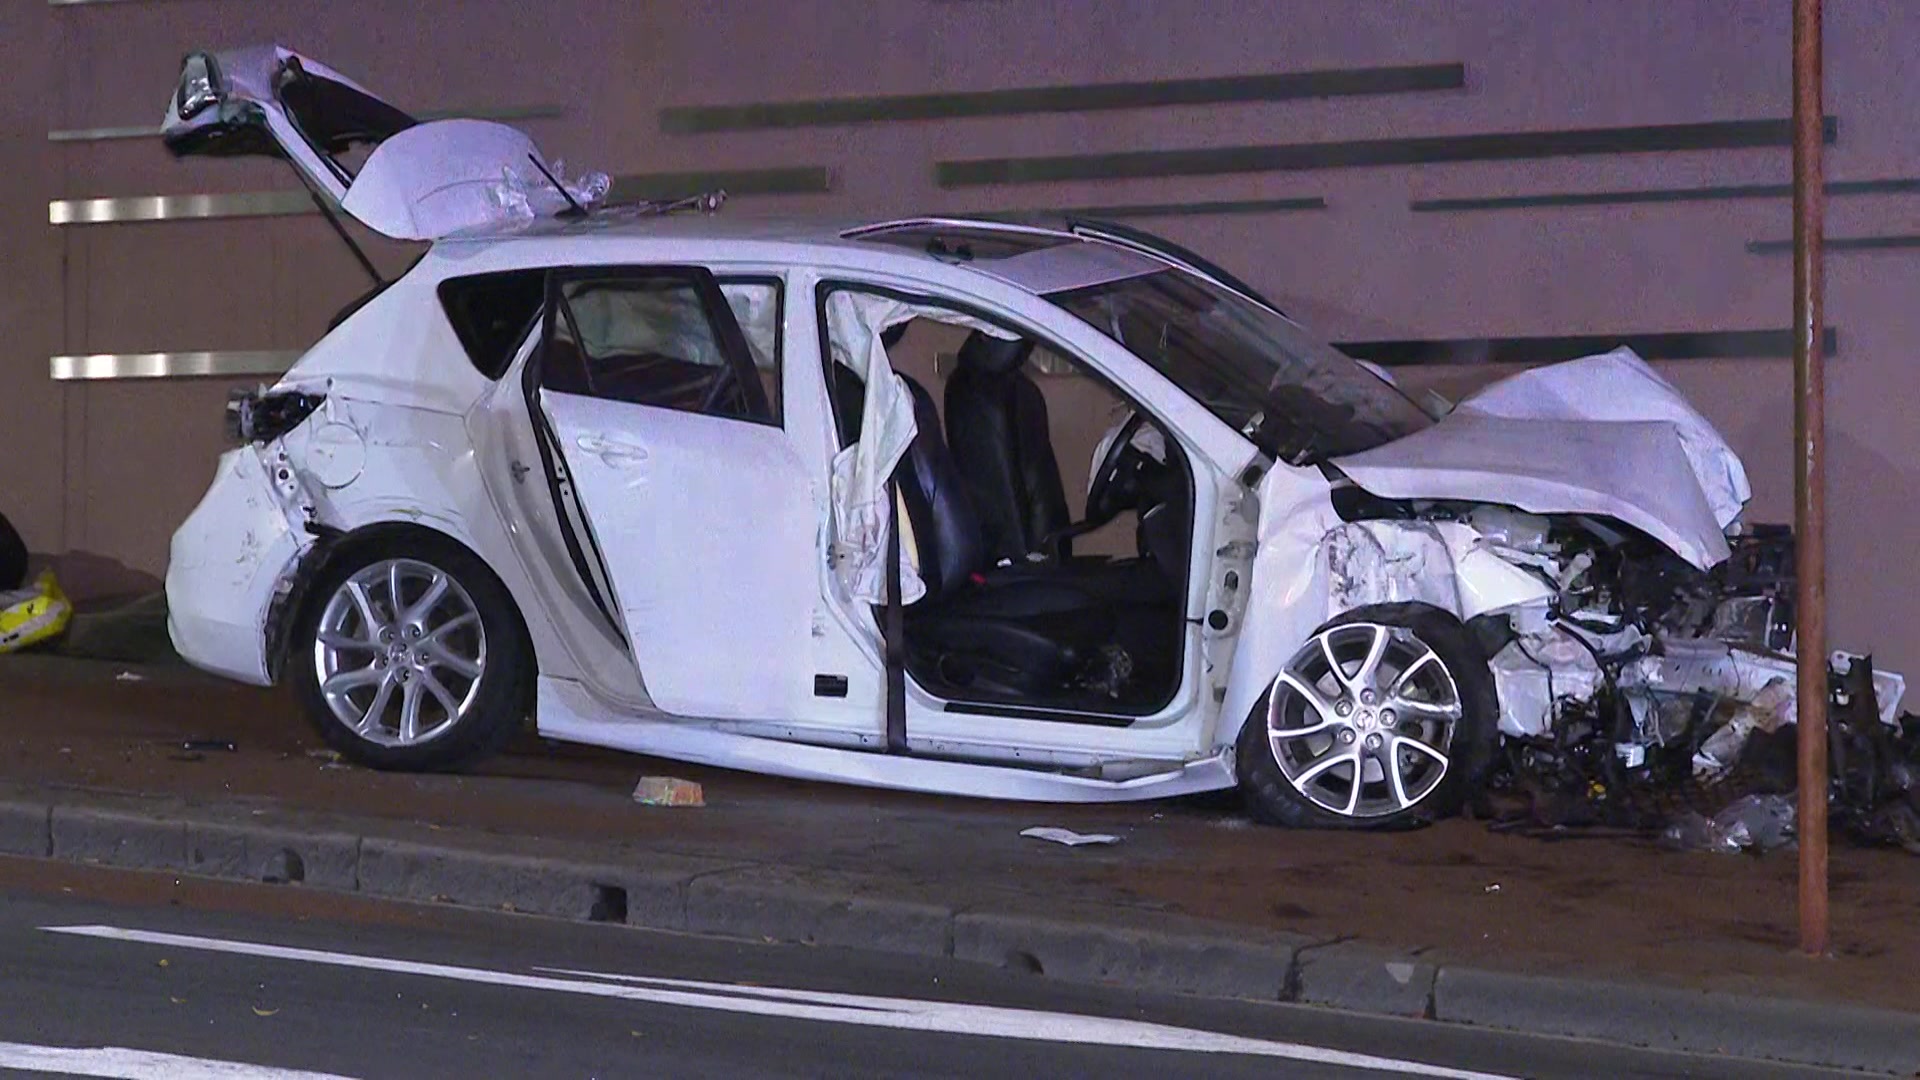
943 333 1072 564
826 345 1116 693
893 376 1117 693
942 332 1174 607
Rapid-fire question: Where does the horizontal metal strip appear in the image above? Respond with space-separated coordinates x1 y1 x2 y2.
661 63 1465 133
1747 234 1920 255
1336 327 1839 368
52 167 828 224
1413 176 1920 213
988 196 1328 219
48 104 565 143
50 350 302 381
938 116 1838 188
50 191 313 224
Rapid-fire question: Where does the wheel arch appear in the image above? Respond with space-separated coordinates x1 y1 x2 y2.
266 519 533 685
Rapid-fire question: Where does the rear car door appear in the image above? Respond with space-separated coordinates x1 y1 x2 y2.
531 266 817 720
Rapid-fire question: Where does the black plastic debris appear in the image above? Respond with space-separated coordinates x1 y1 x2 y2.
1489 653 1920 855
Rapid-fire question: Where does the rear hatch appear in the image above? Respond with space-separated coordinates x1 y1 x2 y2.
162 45 597 240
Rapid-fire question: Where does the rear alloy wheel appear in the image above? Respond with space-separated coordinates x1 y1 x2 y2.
1238 603 1495 829
291 537 531 771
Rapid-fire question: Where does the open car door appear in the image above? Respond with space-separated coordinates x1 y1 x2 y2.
527 266 820 721
162 45 590 240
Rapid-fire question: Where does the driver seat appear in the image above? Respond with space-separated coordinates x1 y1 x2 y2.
894 376 1122 694
943 332 1074 563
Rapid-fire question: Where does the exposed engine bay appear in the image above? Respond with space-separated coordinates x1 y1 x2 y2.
1346 494 1917 844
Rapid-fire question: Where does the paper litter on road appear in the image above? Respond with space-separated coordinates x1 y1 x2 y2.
1020 826 1120 847
633 776 705 807
115 671 145 682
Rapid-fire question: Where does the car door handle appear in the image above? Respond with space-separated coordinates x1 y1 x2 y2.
575 434 649 467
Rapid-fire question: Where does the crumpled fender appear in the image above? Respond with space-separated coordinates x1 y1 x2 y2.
1212 465 1554 753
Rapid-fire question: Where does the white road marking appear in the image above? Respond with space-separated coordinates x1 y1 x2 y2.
0 1040 356 1079
45 924 1513 1079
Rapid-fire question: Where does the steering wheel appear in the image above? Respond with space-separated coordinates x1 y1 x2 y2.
1085 410 1151 525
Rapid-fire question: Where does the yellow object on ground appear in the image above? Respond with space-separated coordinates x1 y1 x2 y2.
0 571 72 654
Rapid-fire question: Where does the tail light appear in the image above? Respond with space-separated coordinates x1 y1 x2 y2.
226 388 325 445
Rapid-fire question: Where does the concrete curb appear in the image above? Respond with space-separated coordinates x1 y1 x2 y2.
6 791 1918 1074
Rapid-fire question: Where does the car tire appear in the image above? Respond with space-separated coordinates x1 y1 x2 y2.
289 531 532 772
1237 602 1496 830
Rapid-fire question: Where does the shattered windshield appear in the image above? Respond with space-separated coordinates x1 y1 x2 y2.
1048 269 1432 461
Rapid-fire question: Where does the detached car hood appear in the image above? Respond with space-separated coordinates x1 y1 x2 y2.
1333 349 1749 570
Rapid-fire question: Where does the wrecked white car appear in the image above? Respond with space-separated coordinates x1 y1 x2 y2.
162 47 1902 829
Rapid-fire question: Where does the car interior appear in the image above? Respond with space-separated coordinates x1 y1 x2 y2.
824 305 1194 717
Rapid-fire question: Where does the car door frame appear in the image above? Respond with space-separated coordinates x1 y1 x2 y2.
804 265 1263 766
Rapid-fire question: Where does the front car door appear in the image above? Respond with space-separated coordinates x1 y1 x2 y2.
530 266 818 721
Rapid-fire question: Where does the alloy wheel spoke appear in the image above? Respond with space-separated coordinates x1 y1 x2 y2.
387 562 406 620
1343 761 1365 815
1275 670 1336 725
1395 733 1450 766
399 679 423 742
1390 648 1440 696
358 674 398 735
344 580 382 633
403 573 450 627
420 669 462 718
1295 744 1359 787
317 629 375 651
322 665 384 695
1317 633 1351 694
1382 741 1412 809
1352 624 1391 692
424 612 479 645
1388 696 1462 721
421 639 481 679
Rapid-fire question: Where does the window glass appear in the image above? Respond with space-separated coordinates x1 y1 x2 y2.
437 269 545 378
546 274 771 423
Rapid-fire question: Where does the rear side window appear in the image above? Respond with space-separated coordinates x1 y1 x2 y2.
438 270 547 379
544 271 773 424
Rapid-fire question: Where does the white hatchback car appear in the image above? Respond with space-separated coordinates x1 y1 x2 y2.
163 47 1851 829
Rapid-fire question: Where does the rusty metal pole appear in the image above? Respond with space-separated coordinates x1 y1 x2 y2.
1792 0 1829 959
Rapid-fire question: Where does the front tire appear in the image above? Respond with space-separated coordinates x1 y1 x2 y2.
1237 603 1496 829
290 533 532 771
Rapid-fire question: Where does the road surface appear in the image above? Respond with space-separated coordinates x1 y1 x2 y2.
0 858 1842 1079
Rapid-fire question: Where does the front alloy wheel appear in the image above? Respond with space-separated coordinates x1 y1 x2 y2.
1238 604 1494 829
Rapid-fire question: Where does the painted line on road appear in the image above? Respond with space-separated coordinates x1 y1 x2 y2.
44 925 1512 1079
0 1040 356 1079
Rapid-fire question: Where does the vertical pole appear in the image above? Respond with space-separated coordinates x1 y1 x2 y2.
1792 0 1829 959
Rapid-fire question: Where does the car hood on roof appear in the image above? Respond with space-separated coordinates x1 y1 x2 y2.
1332 348 1749 570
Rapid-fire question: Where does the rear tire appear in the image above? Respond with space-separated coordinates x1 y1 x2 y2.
1237 603 1496 829
289 532 532 772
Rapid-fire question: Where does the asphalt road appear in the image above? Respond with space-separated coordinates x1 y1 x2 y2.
0 861 1844 1080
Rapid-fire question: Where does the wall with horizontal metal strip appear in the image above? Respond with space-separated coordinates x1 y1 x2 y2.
11 0 1920 676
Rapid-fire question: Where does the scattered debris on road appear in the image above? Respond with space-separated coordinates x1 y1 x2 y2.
1019 827 1121 847
1490 650 1920 855
633 777 705 807
114 671 144 683
180 739 237 754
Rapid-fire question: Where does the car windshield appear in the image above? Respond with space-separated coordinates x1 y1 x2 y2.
1048 269 1433 461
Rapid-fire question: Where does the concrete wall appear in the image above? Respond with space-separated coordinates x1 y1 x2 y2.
8 0 1918 672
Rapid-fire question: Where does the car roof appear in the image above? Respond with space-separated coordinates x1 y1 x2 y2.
421 211 1156 297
